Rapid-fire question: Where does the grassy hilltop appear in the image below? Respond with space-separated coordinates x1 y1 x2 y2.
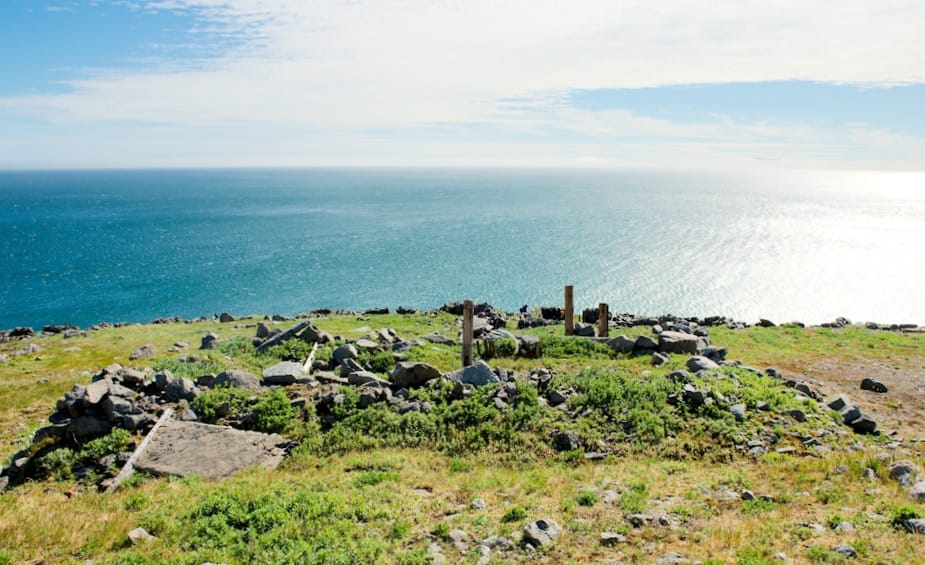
0 311 923 564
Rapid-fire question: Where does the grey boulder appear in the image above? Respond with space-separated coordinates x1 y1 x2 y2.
391 362 441 388
262 361 303 385
213 370 261 390
445 360 499 387
522 518 560 548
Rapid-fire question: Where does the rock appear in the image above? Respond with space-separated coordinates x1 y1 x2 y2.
656 553 691 564
658 331 702 355
445 360 499 387
128 527 154 545
66 416 112 439
332 344 358 365
703 346 727 363
682 383 705 406
174 340 190 349
517 335 541 358
422 333 456 345
255 322 271 339
522 518 560 548
826 395 852 411
85 378 111 405
213 370 261 390
135 420 286 479
741 490 756 501
219 312 235 323
101 396 134 423
731 404 746 421
909 481 925 501
165 377 198 402
262 361 303 385
200 332 220 350
651 352 670 367
757 319 776 328
346 371 390 387
901 518 925 533
860 377 888 393
834 521 856 533
180 408 198 421
153 370 172 391
834 544 857 558
889 461 919 486
120 368 146 387
471 498 487 510
547 390 567 407
634 335 658 351
575 323 596 337
686 356 718 372
390 362 441 388
339 358 364 378
129 344 157 360
787 409 806 423
600 531 626 546
123 413 153 431
355 338 379 351
765 367 782 378
848 414 877 434
554 431 580 452
607 335 636 354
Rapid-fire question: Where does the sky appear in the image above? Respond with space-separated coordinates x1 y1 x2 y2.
1 0 924 170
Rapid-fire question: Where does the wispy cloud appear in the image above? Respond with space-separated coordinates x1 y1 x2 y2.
2 0 924 168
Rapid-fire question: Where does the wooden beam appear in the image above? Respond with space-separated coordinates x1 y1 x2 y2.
598 302 609 338
564 285 574 336
462 300 474 367
105 408 174 494
302 342 319 375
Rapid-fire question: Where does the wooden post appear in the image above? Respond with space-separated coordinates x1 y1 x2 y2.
462 300 474 366
302 342 319 375
598 303 609 337
564 285 574 336
105 408 173 494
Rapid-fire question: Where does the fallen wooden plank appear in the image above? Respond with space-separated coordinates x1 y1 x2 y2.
302 342 319 375
105 408 173 494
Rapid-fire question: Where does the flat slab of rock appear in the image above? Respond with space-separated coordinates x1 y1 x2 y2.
136 420 286 480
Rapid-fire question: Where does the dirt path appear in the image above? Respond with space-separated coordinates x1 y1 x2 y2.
802 357 925 440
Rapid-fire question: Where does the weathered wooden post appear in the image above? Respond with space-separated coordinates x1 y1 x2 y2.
462 299 474 366
564 285 574 336
598 302 609 337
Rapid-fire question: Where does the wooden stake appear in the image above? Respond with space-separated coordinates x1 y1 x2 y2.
105 408 173 494
564 285 574 336
462 300 474 367
598 302 609 338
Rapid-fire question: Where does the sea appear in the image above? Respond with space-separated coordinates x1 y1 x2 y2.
1 168 923 330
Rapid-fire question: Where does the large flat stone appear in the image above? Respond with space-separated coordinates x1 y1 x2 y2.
136 420 286 480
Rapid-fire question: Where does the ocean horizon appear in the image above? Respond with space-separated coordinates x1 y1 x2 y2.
1 167 923 330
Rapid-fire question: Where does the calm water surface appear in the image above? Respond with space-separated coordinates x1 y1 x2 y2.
1 168 923 328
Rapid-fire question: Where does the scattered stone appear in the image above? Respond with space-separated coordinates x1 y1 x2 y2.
731 404 746 422
651 352 670 367
901 518 925 534
658 331 702 355
600 531 626 546
834 521 856 534
786 409 806 423
909 481 925 501
445 360 499 387
128 527 154 545
546 390 567 407
262 361 303 385
682 383 706 406
741 490 756 501
213 370 261 390
85 378 111 405
890 461 920 485
390 362 441 388
129 344 157 360
607 335 636 353
634 335 658 350
522 518 560 549
164 377 198 402
200 333 220 350
219 313 235 323
826 395 852 411
422 332 456 346
834 544 857 558
554 431 580 452
686 355 718 372
860 377 888 393
656 553 691 565
847 415 877 434
471 498 486 510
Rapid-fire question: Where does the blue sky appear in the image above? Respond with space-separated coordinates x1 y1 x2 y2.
1 0 924 169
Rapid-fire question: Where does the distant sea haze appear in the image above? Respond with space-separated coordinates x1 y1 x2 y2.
1 168 923 329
